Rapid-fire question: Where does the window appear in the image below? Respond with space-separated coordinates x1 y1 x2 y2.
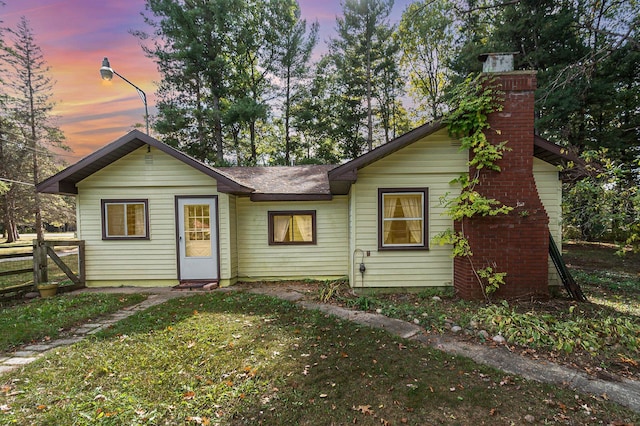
378 188 428 250
268 211 316 245
101 199 149 240
183 203 211 257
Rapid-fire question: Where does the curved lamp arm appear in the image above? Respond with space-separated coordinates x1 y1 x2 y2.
100 57 149 135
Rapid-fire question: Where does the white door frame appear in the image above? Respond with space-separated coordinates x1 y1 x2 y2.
175 195 219 281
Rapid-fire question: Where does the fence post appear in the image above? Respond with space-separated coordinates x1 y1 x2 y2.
32 239 48 286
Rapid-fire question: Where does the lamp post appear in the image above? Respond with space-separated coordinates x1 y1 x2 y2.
100 57 149 135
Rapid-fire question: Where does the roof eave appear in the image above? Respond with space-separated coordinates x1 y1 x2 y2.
249 193 333 202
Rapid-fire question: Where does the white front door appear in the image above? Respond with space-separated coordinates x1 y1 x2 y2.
177 197 218 280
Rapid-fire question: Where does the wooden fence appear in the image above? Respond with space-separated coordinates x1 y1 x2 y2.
33 239 86 288
0 252 34 278
0 240 85 298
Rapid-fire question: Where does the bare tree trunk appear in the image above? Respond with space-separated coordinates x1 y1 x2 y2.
3 189 20 243
213 93 224 164
285 65 292 165
249 120 257 165
366 32 373 152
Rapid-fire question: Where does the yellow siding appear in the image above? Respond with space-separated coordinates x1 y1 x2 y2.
533 158 563 287
349 130 562 290
220 194 238 287
350 128 467 288
77 146 223 287
236 197 349 280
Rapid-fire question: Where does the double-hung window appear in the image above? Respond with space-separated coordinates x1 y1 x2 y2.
268 211 316 245
378 188 428 250
101 199 149 240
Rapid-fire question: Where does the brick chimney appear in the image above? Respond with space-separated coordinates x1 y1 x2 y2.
453 54 550 300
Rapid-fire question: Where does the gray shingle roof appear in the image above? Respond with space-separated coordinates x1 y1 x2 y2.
217 165 335 199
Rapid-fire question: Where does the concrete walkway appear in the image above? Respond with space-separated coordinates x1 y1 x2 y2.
1 285 638 414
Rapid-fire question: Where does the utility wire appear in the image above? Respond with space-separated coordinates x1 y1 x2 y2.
0 177 34 186
0 136 80 158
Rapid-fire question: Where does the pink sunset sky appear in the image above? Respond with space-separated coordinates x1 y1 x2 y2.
1 0 412 161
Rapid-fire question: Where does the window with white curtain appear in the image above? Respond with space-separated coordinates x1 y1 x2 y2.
378 189 428 249
268 211 316 245
101 199 149 240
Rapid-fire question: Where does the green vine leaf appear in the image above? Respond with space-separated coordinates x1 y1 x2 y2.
433 229 472 258
433 73 513 299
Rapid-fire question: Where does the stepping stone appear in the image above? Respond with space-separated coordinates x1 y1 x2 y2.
12 351 37 357
0 365 16 374
50 338 83 347
23 344 55 352
4 357 38 365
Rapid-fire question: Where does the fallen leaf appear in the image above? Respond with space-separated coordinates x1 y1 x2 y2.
36 405 46 410
353 405 373 415
618 354 638 366
183 391 196 400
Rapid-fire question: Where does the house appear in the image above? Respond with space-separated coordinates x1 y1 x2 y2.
37 67 578 300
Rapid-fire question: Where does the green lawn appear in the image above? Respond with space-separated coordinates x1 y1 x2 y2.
1 292 637 425
0 293 147 352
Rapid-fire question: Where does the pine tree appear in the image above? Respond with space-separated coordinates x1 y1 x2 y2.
5 17 67 242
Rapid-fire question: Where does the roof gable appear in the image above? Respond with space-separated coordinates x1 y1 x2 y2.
328 121 445 194
328 121 582 194
36 131 253 195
